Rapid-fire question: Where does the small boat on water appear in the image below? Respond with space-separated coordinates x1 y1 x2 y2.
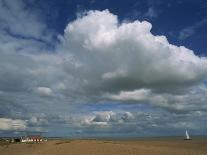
184 130 192 140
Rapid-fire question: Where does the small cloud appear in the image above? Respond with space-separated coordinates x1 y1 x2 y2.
34 87 53 96
93 111 114 122
108 89 151 101
0 118 27 131
144 7 157 18
55 82 66 90
178 18 207 40
29 116 48 126
121 112 134 121
82 117 108 127
80 111 115 127
178 27 195 40
102 69 127 80
170 122 194 129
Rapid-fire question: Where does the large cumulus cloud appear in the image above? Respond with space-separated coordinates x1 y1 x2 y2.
59 10 207 95
56 10 207 108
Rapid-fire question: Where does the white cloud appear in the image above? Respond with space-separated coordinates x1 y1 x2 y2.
29 116 48 126
107 84 207 112
121 112 134 121
35 87 53 96
179 18 207 40
81 111 114 127
108 89 151 101
0 118 26 131
144 7 157 18
93 111 114 122
0 0 53 42
78 111 135 129
60 10 207 97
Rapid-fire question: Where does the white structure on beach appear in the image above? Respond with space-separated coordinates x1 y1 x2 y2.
184 130 192 140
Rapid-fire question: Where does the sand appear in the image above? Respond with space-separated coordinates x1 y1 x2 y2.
1 138 207 155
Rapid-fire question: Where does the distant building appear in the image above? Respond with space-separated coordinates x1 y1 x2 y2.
9 137 21 143
21 135 43 143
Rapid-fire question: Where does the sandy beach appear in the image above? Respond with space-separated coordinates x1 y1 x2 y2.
1 138 207 155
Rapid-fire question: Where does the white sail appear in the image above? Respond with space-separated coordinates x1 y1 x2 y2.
185 130 190 139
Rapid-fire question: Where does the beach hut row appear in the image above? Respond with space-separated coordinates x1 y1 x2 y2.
8 135 47 143
21 135 44 142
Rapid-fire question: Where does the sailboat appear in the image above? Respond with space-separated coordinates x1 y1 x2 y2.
184 130 192 140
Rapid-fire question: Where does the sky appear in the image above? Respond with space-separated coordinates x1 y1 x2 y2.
0 0 207 138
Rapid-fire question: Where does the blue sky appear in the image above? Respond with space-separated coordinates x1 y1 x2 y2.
0 0 207 137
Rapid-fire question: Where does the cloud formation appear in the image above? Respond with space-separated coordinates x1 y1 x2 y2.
0 118 26 131
0 6 207 136
58 10 207 104
80 111 134 128
72 109 207 137
107 85 207 112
